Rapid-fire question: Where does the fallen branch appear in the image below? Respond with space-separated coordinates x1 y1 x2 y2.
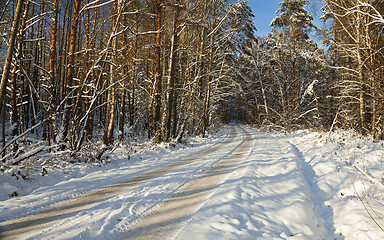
3 143 66 167
354 165 384 189
0 119 48 157
351 178 384 234
7 146 46 166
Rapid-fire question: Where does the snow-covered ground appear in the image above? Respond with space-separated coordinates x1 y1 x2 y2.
1 125 384 239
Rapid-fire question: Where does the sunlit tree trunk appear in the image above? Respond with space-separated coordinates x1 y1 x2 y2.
9 0 29 152
62 0 81 144
0 0 25 114
104 0 120 146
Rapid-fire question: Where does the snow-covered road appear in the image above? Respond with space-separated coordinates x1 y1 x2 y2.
172 130 335 240
122 127 255 239
1 125 384 239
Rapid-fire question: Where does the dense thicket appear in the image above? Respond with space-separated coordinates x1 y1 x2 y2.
0 0 256 164
322 0 384 137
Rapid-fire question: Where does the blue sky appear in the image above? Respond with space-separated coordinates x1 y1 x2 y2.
247 0 325 38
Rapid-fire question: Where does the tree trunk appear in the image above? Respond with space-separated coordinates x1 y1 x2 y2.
291 20 296 111
0 0 25 114
202 82 211 138
153 0 163 143
255 45 269 121
356 6 366 134
2 100 5 157
84 0 93 139
9 0 30 152
119 8 128 141
62 0 81 143
196 28 205 99
202 31 214 138
104 66 116 146
162 0 180 142
49 0 58 143
104 0 118 146
119 88 125 141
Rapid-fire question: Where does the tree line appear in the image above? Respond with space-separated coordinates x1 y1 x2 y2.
239 0 384 138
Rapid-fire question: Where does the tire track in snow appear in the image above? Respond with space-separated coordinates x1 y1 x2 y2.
120 127 255 240
289 142 336 239
0 126 239 240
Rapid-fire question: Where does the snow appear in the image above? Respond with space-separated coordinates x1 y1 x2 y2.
1 125 384 239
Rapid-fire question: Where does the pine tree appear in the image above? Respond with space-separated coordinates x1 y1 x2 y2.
270 0 316 112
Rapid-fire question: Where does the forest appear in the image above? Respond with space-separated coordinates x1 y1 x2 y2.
0 0 384 166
